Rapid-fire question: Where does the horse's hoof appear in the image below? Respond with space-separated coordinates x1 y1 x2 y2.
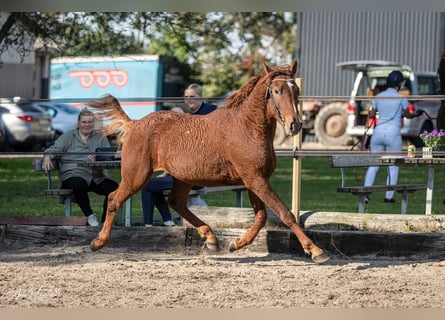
312 252 330 264
205 241 219 252
90 239 102 252
228 241 238 252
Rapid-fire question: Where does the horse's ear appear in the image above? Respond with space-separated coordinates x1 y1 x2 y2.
262 62 273 74
291 60 298 75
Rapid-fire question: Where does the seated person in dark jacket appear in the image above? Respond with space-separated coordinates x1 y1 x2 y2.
141 83 217 226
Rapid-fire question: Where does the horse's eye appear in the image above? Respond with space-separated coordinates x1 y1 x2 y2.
274 88 280 95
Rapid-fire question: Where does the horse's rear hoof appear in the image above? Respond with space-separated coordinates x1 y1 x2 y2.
312 252 330 264
205 241 219 252
229 241 238 252
90 238 102 252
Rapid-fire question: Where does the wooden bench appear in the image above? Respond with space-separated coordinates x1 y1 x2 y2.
33 158 74 217
34 157 247 226
330 155 427 214
162 185 247 207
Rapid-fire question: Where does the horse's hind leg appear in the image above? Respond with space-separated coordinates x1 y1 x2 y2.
229 190 268 252
168 180 219 251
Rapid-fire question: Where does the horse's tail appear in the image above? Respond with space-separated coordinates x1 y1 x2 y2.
88 94 134 144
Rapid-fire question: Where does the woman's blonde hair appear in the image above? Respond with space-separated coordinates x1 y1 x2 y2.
185 83 203 97
78 107 95 121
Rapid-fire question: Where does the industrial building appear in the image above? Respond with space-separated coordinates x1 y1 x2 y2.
296 12 445 97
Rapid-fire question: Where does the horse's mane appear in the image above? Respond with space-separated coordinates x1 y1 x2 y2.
222 64 294 108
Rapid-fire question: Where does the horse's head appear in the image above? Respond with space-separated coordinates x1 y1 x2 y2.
263 61 302 136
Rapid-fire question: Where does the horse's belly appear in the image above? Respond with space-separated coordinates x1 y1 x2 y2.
170 161 242 186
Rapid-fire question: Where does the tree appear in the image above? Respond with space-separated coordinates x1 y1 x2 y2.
140 12 298 96
0 12 65 61
0 12 297 96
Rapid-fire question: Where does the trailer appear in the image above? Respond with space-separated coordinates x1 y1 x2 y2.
49 55 185 119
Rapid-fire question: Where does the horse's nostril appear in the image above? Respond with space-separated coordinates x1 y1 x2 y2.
291 121 302 133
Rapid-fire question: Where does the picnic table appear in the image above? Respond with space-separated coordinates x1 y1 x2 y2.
378 156 445 214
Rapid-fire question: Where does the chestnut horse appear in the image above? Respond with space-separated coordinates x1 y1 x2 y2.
89 61 329 264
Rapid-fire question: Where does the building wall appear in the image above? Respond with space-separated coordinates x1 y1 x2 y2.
0 12 36 98
297 12 445 97
0 63 34 98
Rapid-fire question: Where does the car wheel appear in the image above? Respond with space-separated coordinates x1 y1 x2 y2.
314 102 352 146
0 140 8 152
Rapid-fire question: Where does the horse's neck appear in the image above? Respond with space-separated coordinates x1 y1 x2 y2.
238 91 278 145
244 86 273 125
227 78 276 128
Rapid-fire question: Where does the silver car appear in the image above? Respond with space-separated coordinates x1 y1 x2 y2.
0 97 54 151
36 102 80 141
0 117 7 151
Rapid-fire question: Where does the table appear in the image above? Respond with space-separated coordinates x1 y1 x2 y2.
379 156 445 214
77 160 132 226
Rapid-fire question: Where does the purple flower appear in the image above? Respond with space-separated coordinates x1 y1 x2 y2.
420 129 445 147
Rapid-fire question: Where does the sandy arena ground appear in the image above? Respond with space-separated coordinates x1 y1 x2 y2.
1 140 443 310
1 239 444 308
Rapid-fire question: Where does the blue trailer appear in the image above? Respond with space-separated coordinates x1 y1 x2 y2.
49 55 185 119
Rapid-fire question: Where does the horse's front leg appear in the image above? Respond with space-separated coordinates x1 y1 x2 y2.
91 163 152 251
90 189 121 251
248 179 329 264
229 190 268 252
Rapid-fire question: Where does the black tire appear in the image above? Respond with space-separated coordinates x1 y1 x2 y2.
314 102 351 146
0 139 9 152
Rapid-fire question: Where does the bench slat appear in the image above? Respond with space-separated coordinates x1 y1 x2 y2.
330 155 426 214
331 155 391 167
33 158 74 216
41 189 74 196
162 185 247 207
337 184 427 194
0 215 86 226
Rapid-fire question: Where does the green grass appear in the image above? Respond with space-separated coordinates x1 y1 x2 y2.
1 156 444 219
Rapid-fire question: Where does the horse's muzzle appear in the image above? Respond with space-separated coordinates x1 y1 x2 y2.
290 121 302 135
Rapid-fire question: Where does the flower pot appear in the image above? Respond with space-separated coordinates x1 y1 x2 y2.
422 147 445 158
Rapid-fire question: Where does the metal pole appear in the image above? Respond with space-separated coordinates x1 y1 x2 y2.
292 78 303 223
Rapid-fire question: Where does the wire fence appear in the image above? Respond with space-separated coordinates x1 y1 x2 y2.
0 149 426 159
31 95 445 104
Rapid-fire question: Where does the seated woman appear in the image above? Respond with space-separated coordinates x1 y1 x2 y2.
42 107 119 226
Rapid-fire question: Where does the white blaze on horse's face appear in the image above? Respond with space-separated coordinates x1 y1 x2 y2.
286 81 298 114
268 78 302 136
